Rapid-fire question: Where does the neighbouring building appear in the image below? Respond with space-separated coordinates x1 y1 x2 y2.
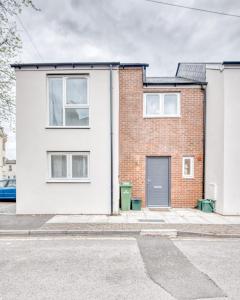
177 62 240 215
3 159 16 179
0 127 7 179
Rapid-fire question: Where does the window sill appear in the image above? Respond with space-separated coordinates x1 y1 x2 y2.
46 179 91 183
45 126 90 129
183 177 194 180
143 115 181 119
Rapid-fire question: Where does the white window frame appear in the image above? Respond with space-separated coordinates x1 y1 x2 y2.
47 152 90 182
143 93 180 118
182 157 194 179
47 76 90 128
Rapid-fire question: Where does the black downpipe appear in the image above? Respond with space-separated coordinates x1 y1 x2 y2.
109 65 114 215
202 85 207 199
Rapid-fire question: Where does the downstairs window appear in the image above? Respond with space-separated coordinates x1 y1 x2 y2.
48 152 89 181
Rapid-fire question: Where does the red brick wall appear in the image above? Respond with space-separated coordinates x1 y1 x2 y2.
119 67 204 208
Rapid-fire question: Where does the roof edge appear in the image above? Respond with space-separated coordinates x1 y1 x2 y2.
120 63 149 68
223 61 240 65
11 62 149 69
11 62 120 69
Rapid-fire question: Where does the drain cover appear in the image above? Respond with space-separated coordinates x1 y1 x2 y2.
138 219 165 223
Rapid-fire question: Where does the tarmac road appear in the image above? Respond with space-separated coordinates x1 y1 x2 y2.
0 236 239 300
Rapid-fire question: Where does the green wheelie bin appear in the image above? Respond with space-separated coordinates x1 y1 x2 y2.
201 199 215 213
120 182 132 211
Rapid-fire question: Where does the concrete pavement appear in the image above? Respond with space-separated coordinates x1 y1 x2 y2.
1 203 240 237
47 208 240 225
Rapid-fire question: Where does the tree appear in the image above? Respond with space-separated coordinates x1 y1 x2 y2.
0 0 38 125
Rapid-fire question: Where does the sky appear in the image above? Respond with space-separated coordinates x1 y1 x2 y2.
6 0 240 159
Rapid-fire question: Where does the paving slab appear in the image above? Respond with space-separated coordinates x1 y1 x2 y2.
47 215 91 224
137 236 225 300
224 216 240 224
162 216 186 224
46 209 240 225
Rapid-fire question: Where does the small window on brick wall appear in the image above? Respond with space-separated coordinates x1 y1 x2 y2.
182 157 194 179
143 93 180 117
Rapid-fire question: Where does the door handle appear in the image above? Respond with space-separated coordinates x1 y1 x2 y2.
154 185 162 189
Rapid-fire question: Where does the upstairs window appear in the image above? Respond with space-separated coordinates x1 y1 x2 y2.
144 93 180 117
182 157 194 179
48 76 89 127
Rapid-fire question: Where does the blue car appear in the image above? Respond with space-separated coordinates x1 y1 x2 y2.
0 179 16 201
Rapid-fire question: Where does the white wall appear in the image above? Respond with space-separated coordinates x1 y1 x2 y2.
222 68 240 214
205 66 240 215
16 67 119 214
205 68 224 213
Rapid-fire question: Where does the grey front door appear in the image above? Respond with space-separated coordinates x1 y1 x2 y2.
146 157 170 207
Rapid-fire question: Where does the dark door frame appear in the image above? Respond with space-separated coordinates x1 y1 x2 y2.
145 156 171 208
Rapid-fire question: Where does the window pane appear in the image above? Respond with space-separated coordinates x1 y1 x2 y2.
146 94 160 115
65 108 89 126
184 159 191 176
49 78 63 126
66 78 87 104
51 155 67 178
164 94 178 115
72 155 88 178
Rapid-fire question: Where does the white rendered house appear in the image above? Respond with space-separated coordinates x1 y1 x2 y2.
13 62 121 214
177 62 240 215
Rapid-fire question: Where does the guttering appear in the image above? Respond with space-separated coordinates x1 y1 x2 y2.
109 64 114 215
11 62 120 69
120 63 149 68
11 62 149 70
143 81 207 86
202 85 207 199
